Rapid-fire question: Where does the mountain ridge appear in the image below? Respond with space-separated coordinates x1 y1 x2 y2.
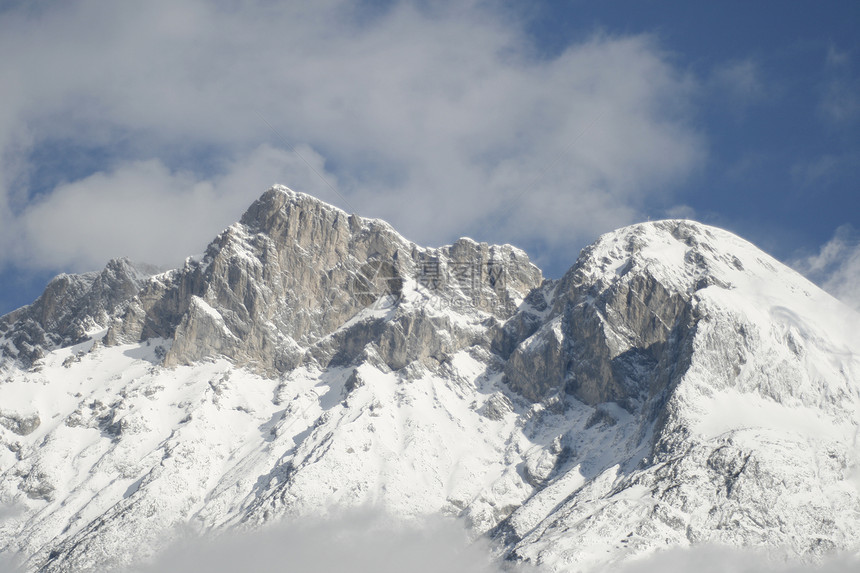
1 186 859 572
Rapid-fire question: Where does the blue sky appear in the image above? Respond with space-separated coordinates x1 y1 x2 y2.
1 0 858 315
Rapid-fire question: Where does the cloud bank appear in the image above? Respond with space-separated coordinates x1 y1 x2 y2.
608 545 860 573
2 506 859 572
127 513 860 573
129 512 512 573
10 145 335 270
0 0 703 276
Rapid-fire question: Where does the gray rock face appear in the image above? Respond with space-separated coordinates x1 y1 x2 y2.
101 186 541 376
0 412 40 436
501 222 714 407
498 219 812 414
0 259 157 367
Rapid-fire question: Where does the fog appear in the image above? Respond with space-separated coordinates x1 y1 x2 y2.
607 545 860 573
2 507 859 572
128 512 860 573
128 511 518 573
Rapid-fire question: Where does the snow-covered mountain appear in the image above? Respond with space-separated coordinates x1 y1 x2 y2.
1 186 859 572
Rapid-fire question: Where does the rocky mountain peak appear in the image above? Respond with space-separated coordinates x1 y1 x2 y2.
500 218 858 409
236 185 395 262
88 186 541 376
557 219 756 299
0 258 157 367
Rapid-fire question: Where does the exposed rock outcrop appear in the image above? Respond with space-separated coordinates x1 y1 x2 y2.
0 259 157 367
101 186 541 376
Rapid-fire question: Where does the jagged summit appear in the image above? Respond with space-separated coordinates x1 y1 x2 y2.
1 188 859 572
100 185 541 375
2 186 542 373
240 185 397 239
0 258 158 367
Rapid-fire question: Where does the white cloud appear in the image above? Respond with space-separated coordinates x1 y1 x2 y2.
827 45 851 68
820 80 860 124
819 46 860 125
790 152 860 201
709 59 766 106
129 511 517 573
0 504 24 572
4 505 857 573
791 154 844 188
0 1 704 276
663 204 697 220
123 514 860 573
792 225 860 311
5 145 340 271
0 503 21 524
606 545 860 573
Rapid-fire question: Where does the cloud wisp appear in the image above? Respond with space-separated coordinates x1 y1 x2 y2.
819 46 860 125
0 0 704 276
709 59 767 108
792 225 860 312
